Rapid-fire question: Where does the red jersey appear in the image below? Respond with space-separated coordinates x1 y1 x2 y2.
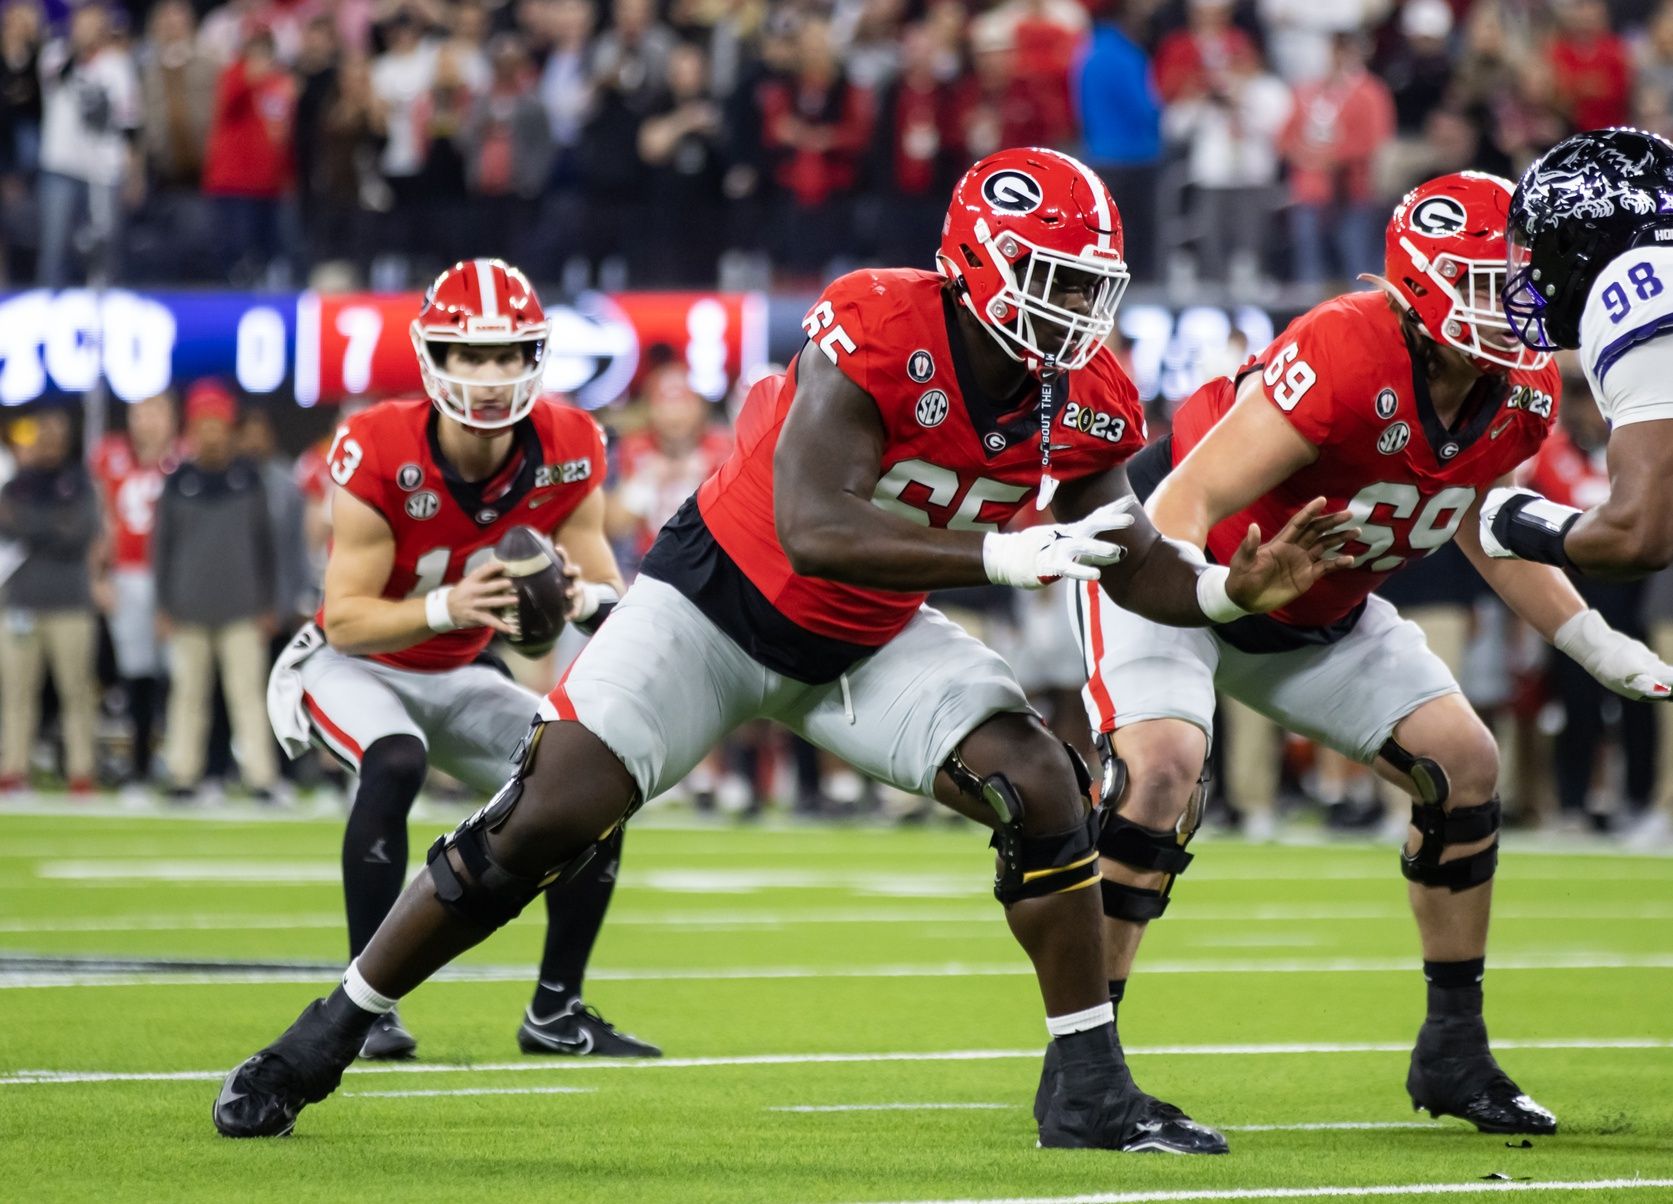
1522 427 1609 513
1168 292 1560 628
317 397 606 671
692 268 1145 654
92 434 173 569
615 426 732 558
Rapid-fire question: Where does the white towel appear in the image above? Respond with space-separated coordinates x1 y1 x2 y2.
267 623 326 760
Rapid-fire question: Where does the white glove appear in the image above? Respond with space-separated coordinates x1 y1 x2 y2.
981 497 1137 589
1554 608 1673 700
1478 486 1531 558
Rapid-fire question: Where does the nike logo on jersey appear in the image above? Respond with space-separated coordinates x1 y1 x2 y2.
1489 414 1515 439
527 493 556 510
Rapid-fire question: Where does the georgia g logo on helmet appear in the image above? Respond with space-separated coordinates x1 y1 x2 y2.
981 169 1044 215
1410 194 1469 237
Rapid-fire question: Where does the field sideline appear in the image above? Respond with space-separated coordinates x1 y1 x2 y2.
3 803 1672 1203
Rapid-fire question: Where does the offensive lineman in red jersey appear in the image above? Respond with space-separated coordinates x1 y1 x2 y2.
264 259 658 1061
216 148 1352 1151
1057 173 1673 1140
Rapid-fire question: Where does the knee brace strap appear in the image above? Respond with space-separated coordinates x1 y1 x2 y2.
1380 737 1451 807
992 809 1100 905
1400 795 1502 892
1098 813 1195 875
1101 878 1170 921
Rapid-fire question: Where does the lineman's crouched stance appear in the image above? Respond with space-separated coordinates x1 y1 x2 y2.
211 147 1347 1152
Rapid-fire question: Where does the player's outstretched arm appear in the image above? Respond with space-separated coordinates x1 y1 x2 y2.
320 489 517 656
1462 481 1673 699
773 346 1015 591
1052 467 1355 625
1483 420 1673 579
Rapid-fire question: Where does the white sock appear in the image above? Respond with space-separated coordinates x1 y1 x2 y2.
1045 1001 1114 1039
342 959 398 1015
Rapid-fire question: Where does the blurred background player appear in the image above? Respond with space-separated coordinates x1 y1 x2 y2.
1060 171 1673 1138
152 381 281 803
266 258 656 1061
0 410 100 794
93 388 177 788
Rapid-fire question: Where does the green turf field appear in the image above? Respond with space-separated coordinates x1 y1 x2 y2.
3 802 1672 1204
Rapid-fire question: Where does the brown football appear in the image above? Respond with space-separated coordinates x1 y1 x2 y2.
494 525 567 657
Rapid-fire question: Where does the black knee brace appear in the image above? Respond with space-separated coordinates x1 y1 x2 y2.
1092 736 1207 922
1382 737 1500 892
944 744 1100 906
426 723 614 932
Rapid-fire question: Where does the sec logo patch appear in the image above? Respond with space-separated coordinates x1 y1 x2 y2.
406 490 440 520
1378 422 1411 455
915 389 949 428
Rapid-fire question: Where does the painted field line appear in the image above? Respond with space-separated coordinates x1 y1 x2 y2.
8 904 1673 936
6 1037 1670 1088
772 1103 1013 1113
10 951 1673 990
342 1086 594 1099
858 1180 1673 1204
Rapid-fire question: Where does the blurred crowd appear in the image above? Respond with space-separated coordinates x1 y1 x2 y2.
3 0 1673 293
2 328 1672 847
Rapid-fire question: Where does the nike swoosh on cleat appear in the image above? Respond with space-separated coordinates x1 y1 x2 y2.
525 1028 593 1054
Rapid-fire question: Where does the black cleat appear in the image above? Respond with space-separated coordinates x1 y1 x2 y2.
1034 1041 1228 1154
359 1008 417 1060
1407 1016 1557 1135
516 999 661 1057
212 996 371 1138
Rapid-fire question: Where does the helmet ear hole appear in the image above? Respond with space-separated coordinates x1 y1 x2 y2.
960 244 982 270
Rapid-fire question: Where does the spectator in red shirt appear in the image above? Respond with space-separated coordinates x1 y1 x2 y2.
757 14 873 276
608 361 732 569
201 28 298 284
1547 0 1630 133
957 17 1066 161
865 23 966 266
1152 0 1258 104
1278 31 1394 285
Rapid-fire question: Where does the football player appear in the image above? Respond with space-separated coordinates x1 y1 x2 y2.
1054 171 1673 1143
215 147 1352 1151
1487 126 1673 583
264 258 658 1061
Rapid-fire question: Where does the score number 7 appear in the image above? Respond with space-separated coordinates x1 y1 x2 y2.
1262 342 1317 411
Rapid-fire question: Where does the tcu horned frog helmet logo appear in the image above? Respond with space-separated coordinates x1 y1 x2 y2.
1380 172 1549 373
938 147 1129 372
411 258 553 431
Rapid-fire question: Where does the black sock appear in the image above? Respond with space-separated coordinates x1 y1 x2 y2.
1108 978 1127 1037
128 676 159 780
531 831 622 1015
321 985 381 1039
1423 957 1485 1019
341 735 427 958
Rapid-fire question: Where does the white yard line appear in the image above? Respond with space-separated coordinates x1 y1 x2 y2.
771 1103 1014 1113
7 952 1673 989
5 1038 1669 1087
342 1086 595 1099
855 1180 1673 1204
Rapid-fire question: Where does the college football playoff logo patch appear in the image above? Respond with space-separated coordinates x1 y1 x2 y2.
1378 422 1411 455
406 490 440 520
907 350 935 383
915 390 949 428
1375 388 1398 420
396 463 424 491
981 169 1043 215
1410 195 1468 236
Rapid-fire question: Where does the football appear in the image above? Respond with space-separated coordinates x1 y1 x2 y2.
493 525 568 657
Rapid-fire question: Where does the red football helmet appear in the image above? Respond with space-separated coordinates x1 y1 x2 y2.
410 258 551 430
938 147 1129 373
1381 172 1550 373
